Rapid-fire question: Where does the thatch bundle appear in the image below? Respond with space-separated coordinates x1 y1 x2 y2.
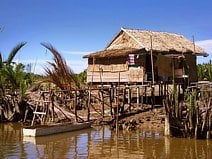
121 28 206 54
84 28 208 59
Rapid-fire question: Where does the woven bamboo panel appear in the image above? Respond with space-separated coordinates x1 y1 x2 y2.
87 64 128 72
128 67 144 82
87 67 144 83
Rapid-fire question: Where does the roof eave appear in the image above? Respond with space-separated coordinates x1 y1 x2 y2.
195 53 209 57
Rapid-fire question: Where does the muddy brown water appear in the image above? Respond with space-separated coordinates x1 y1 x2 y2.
0 123 211 159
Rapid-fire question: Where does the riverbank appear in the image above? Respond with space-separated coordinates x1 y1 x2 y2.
109 106 165 132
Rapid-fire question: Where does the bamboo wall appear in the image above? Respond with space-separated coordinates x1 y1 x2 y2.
87 67 144 83
86 51 197 84
87 64 128 72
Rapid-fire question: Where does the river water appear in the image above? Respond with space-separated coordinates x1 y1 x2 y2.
0 123 211 159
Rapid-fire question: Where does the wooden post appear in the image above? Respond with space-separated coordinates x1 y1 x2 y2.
165 114 170 136
0 105 2 121
178 84 181 118
31 101 38 126
207 131 211 139
100 89 105 118
116 71 121 134
50 90 55 122
74 90 78 122
159 83 161 97
23 105 29 123
109 86 113 117
192 35 196 54
141 86 143 108
164 83 167 97
207 100 211 139
136 86 140 108
128 87 131 112
116 99 120 134
195 106 199 139
151 85 155 109
122 86 127 112
145 86 147 104
114 86 117 105
150 35 155 84
161 82 163 97
91 57 95 84
87 88 91 121
116 99 119 135
43 101 50 124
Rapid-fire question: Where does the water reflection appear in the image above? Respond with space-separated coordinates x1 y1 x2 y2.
23 128 91 159
0 123 24 159
0 123 211 159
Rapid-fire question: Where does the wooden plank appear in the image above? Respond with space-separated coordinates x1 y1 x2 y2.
33 112 46 115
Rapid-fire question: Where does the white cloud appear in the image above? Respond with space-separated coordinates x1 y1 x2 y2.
196 39 212 64
196 39 212 53
66 59 87 73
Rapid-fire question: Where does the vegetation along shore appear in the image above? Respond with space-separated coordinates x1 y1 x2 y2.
0 32 211 139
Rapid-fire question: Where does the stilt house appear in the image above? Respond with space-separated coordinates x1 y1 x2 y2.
83 28 208 84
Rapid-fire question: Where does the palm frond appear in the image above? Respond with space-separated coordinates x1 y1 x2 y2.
0 52 3 69
0 52 2 63
6 42 27 65
41 43 81 90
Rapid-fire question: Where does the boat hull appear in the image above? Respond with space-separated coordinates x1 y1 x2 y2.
23 122 91 137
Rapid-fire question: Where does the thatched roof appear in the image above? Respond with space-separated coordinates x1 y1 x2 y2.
83 48 145 58
84 28 208 58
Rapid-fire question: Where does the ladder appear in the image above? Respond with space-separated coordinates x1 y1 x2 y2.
31 100 51 126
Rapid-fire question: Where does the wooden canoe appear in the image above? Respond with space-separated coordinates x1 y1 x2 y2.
22 122 91 137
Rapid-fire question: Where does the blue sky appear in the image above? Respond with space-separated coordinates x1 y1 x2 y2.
0 0 211 74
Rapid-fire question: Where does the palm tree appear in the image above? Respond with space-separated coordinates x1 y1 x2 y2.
0 42 27 95
197 60 212 81
4 42 27 65
0 42 27 121
40 43 85 123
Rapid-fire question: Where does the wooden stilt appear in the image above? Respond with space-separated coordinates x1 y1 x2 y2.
74 90 78 122
23 106 29 122
121 86 127 113
128 87 131 112
136 86 140 108
161 83 163 97
141 86 143 108
145 86 147 104
151 85 155 109
164 114 170 136
159 83 161 97
100 89 105 118
50 90 55 122
109 86 113 117
87 88 91 121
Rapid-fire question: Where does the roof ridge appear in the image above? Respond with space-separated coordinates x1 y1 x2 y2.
121 27 146 49
122 27 183 37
